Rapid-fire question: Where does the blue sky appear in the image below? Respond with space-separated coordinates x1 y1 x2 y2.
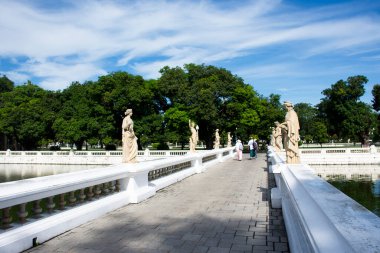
1 0 380 106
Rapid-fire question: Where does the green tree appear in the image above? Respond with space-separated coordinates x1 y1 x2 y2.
97 72 162 147
53 81 114 150
0 75 14 93
372 84 380 112
158 64 263 148
256 94 284 143
0 81 58 150
164 107 190 149
310 121 329 146
318 75 376 145
294 103 317 140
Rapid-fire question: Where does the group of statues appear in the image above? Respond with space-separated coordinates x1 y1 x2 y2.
189 122 229 152
271 101 300 164
123 101 299 164
121 108 230 163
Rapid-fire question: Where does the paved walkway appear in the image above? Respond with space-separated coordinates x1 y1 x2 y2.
26 153 289 253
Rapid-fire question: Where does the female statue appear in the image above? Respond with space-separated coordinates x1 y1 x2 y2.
280 102 300 164
189 120 198 152
214 129 220 149
122 109 138 163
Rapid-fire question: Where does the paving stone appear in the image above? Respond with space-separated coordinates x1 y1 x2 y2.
275 242 289 251
192 245 209 253
22 154 289 253
208 246 230 253
231 243 253 251
182 233 203 241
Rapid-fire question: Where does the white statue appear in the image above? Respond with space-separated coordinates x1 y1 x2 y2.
280 101 300 164
214 129 220 149
273 121 283 152
227 132 232 147
122 109 138 163
189 120 198 152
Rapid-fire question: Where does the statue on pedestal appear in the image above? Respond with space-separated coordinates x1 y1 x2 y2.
273 121 283 152
270 127 275 146
122 109 138 163
189 120 198 152
280 101 300 164
214 129 220 149
227 132 232 147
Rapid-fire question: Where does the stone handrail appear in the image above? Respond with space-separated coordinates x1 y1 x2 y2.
0 148 235 252
0 149 191 165
299 147 380 165
268 146 380 253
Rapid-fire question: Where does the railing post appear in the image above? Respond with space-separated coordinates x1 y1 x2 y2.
193 154 203 173
125 165 155 203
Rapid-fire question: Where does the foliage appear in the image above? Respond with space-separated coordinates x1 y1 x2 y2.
158 64 268 148
0 82 59 150
0 75 14 93
372 84 380 112
309 121 329 145
53 81 114 150
317 75 376 144
294 103 318 140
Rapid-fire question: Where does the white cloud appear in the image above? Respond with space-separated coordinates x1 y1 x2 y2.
0 0 379 91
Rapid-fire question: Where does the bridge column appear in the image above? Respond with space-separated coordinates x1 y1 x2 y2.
192 154 203 173
125 165 156 203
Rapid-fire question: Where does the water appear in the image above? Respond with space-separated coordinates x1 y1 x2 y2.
0 164 106 183
312 164 380 218
328 179 380 217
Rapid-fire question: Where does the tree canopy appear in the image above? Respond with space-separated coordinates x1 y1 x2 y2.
317 76 377 144
0 67 378 150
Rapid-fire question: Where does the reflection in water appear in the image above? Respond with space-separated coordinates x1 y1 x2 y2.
313 165 380 218
0 164 105 183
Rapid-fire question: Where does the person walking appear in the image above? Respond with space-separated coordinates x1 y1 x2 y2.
248 138 254 160
253 139 258 159
236 139 243 161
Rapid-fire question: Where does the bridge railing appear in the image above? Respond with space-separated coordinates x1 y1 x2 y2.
0 149 191 165
268 146 380 253
0 147 235 253
299 146 380 164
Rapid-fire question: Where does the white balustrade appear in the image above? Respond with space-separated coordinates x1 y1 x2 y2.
268 146 380 253
299 147 380 165
0 147 235 253
0 149 191 165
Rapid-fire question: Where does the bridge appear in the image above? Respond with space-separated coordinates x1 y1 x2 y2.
1 147 380 252
20 153 288 253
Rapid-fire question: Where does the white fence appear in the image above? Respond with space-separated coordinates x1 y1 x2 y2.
268 146 380 253
0 149 190 165
0 148 235 253
299 146 380 165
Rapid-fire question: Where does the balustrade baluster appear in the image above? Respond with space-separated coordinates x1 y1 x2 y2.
102 182 110 194
87 186 94 200
69 191 76 205
47 196 55 213
115 180 121 192
59 194 66 210
109 181 116 192
33 200 43 217
17 203 28 224
94 185 102 198
79 189 86 202
2 207 12 229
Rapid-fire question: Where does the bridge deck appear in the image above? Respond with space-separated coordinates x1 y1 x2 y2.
26 153 289 253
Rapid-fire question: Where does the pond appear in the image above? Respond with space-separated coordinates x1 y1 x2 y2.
312 165 380 218
0 164 106 183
